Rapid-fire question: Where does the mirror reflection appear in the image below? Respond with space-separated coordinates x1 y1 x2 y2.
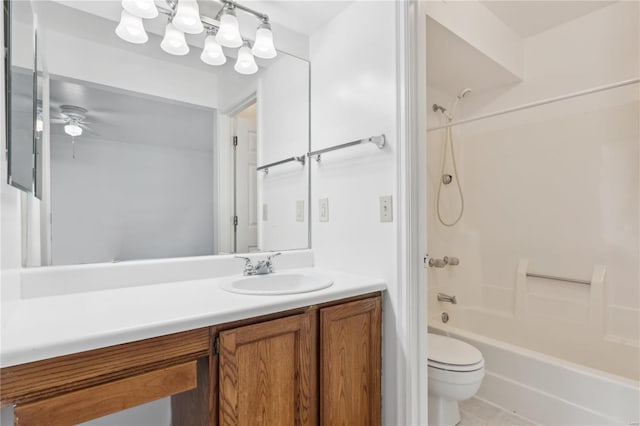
16 0 310 266
6 0 37 193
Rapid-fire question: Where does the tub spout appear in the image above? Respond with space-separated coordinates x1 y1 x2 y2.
437 292 457 304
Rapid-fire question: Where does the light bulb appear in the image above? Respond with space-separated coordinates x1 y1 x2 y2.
216 8 242 48
161 22 189 55
173 0 203 34
252 22 276 59
36 117 43 133
115 10 148 44
122 0 158 19
64 123 82 137
200 34 226 66
234 44 258 75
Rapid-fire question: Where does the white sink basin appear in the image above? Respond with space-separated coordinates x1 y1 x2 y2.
220 272 333 295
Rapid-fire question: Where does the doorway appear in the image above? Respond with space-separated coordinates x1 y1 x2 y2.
231 103 258 253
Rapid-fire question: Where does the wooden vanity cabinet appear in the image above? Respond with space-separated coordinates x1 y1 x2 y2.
212 293 381 426
1 293 381 426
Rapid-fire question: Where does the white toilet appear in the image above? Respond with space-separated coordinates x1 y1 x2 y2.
428 333 485 426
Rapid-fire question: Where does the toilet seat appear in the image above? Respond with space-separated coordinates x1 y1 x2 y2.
428 333 484 372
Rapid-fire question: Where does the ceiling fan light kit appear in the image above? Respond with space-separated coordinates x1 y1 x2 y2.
115 0 277 75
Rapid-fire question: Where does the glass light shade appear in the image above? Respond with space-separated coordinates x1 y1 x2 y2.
122 0 158 19
200 35 226 66
252 26 276 59
115 10 148 44
234 45 258 75
64 123 82 137
161 22 189 55
215 10 242 48
172 0 203 34
36 117 43 133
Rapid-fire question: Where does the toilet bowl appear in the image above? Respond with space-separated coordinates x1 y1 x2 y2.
428 333 485 426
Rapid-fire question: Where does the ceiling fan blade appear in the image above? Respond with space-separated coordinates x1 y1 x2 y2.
50 118 67 124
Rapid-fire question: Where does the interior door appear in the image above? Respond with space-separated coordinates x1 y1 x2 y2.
233 108 257 253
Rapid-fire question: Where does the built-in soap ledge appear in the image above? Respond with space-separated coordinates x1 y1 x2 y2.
18 250 314 299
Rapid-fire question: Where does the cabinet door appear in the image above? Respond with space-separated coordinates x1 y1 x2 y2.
320 296 381 426
218 312 316 426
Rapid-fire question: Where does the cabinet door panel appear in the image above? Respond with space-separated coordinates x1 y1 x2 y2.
219 312 315 426
320 297 381 426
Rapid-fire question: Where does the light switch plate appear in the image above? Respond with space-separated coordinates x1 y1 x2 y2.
319 198 329 222
262 204 268 221
296 200 305 222
380 195 393 222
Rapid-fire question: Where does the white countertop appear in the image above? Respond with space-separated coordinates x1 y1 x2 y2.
0 268 386 368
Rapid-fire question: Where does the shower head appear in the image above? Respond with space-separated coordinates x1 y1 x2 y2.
457 88 472 99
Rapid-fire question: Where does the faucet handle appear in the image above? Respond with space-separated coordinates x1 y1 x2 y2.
234 256 254 272
234 255 252 263
266 252 281 262
444 256 460 266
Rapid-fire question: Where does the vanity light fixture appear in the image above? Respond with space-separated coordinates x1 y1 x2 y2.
172 0 204 34
216 6 243 48
161 21 189 55
234 41 258 75
64 122 83 137
201 29 227 66
115 0 277 75
252 19 276 59
115 9 149 44
122 0 158 19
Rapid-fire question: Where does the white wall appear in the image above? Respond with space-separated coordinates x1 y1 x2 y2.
50 134 215 265
40 25 219 109
427 1 639 377
309 2 401 423
257 54 309 251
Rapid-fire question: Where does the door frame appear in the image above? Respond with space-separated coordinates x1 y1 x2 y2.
396 1 428 425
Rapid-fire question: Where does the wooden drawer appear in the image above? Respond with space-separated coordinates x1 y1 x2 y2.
1 328 210 406
14 361 197 426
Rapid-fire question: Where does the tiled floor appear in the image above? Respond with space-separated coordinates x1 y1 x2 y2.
458 397 538 426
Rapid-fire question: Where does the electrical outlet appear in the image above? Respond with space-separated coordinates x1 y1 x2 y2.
296 200 305 222
380 195 393 222
262 204 268 221
319 198 329 222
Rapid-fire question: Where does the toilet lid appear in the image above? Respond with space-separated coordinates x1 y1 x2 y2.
428 333 483 366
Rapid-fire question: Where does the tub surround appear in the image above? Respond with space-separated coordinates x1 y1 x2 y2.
1 265 385 368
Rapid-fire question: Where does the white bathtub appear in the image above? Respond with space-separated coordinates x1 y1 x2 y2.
429 308 640 425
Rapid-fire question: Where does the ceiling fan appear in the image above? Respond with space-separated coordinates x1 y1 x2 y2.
51 105 91 137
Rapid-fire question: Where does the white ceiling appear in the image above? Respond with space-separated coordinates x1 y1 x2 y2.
202 0 353 36
426 17 521 97
481 1 616 37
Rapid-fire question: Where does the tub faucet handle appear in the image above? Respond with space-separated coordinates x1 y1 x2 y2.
444 256 460 266
429 257 446 268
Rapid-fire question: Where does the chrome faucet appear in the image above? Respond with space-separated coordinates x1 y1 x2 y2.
437 292 457 304
235 252 281 276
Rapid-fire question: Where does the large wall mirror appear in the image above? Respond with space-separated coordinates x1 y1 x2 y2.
4 0 39 194
8 0 310 266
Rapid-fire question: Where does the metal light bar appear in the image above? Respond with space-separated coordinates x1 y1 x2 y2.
257 156 306 174
427 78 640 132
307 134 386 162
220 0 268 21
526 272 591 286
158 0 268 31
